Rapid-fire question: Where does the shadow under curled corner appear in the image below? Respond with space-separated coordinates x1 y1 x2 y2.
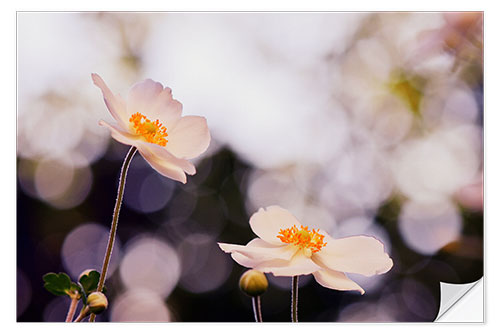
435 278 484 322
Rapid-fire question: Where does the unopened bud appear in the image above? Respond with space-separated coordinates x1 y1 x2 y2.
239 269 268 297
87 292 108 314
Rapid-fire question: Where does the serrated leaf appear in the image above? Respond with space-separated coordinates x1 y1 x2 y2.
43 272 72 296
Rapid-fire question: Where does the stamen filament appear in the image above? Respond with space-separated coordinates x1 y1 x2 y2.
129 112 168 146
277 225 326 253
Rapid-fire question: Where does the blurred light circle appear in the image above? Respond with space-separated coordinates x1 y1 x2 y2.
247 170 305 214
441 85 479 125
17 158 38 198
392 126 480 203
293 204 336 235
43 296 71 322
167 189 198 220
338 301 395 322
371 96 414 147
120 236 180 298
35 159 74 200
334 215 392 252
18 98 85 159
17 268 32 318
422 84 479 127
178 233 232 293
401 278 438 320
123 161 175 214
111 289 170 322
333 216 372 237
61 223 122 279
48 165 93 210
22 157 93 210
138 173 175 213
399 199 461 255
455 173 483 211
320 145 393 220
66 129 110 168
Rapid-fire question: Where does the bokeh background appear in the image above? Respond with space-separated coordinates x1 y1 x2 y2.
16 12 483 322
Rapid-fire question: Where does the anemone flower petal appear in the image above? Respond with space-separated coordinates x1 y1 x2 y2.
92 73 129 129
312 269 365 294
94 74 209 183
127 79 182 127
137 142 198 183
249 206 303 245
168 116 211 159
254 252 322 277
141 142 196 174
219 238 297 262
313 235 393 277
98 120 138 147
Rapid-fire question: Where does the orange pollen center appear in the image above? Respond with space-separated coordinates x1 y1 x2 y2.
129 112 168 146
277 225 326 253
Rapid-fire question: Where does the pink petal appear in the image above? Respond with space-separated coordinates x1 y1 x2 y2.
249 206 303 246
137 142 196 183
313 235 393 277
219 238 296 262
230 252 262 268
99 120 138 147
92 74 129 128
254 252 322 277
312 269 365 294
167 116 211 159
126 79 182 128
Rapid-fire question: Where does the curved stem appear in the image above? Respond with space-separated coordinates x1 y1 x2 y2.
291 275 299 322
252 296 263 322
89 146 137 322
65 297 79 322
74 307 89 322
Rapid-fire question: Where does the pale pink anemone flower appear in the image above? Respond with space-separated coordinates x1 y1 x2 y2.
219 206 393 294
92 73 211 183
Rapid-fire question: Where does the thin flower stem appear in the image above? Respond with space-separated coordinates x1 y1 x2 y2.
252 296 263 322
89 146 137 322
65 297 79 322
291 275 299 322
74 307 89 322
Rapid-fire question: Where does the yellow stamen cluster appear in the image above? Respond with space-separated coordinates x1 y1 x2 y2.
277 225 326 253
129 112 168 146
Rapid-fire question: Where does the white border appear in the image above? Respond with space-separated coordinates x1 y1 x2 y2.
4 1 499 332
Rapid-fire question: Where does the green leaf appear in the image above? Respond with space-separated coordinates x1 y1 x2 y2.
43 272 72 296
79 270 100 294
79 270 101 305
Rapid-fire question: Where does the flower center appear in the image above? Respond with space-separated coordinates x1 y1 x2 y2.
129 112 168 146
277 225 326 254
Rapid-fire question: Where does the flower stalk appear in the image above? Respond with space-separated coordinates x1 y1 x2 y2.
74 307 89 322
65 296 79 322
252 296 263 322
291 276 299 322
89 146 137 322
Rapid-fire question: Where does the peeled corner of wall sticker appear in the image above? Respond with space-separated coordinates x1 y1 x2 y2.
436 278 484 323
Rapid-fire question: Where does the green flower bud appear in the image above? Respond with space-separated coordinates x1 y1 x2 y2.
239 269 268 297
87 292 108 314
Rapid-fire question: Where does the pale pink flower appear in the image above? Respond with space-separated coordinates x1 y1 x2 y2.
92 73 210 183
219 206 393 294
